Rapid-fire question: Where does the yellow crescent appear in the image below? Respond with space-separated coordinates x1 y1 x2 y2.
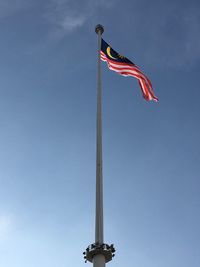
107 46 117 60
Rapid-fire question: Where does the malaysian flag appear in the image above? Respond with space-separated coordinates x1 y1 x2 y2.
100 39 158 102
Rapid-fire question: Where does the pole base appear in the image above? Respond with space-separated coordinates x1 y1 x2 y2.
83 243 115 263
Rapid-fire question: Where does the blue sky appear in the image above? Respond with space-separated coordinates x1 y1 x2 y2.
0 0 200 266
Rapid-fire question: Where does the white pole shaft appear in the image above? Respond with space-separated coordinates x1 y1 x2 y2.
95 29 104 245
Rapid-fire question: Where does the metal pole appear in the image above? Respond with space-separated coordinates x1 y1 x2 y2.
95 24 104 246
94 24 105 267
93 254 105 267
83 25 115 267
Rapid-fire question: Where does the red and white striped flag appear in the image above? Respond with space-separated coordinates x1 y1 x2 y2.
101 39 158 102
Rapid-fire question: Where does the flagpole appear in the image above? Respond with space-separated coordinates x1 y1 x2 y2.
95 24 104 246
83 24 115 267
94 23 105 267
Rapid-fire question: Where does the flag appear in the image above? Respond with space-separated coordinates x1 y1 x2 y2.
100 39 158 102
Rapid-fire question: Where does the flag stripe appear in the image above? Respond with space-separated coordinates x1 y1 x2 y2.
105 62 150 83
100 50 158 102
101 52 151 83
101 52 158 101
100 51 142 71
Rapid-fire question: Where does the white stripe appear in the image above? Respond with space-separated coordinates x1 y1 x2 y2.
138 80 147 98
107 64 151 87
106 64 153 99
101 58 141 72
140 79 152 100
107 61 149 82
100 52 158 101
100 52 147 79
100 52 141 70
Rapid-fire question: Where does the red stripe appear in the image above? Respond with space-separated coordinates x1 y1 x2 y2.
106 61 144 74
101 53 149 81
118 70 153 100
138 80 148 100
108 68 156 101
108 68 149 84
101 51 140 69
100 51 158 102
106 62 150 82
105 63 152 88
140 80 153 100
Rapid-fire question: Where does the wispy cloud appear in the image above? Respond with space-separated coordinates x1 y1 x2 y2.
44 0 200 68
44 0 114 34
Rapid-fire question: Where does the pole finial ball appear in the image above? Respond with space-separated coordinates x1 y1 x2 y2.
95 24 104 35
